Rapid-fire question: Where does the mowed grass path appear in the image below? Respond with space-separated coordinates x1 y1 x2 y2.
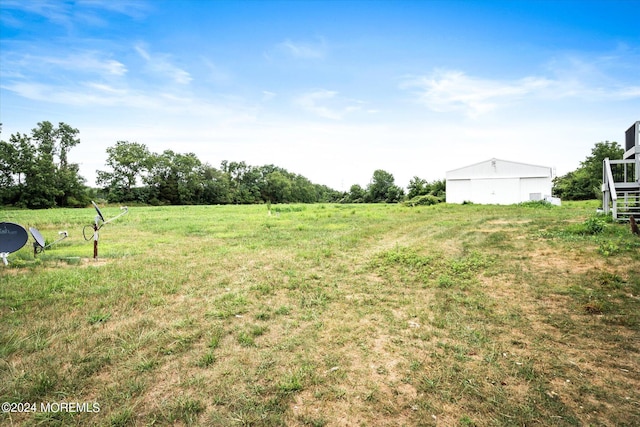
1 202 639 426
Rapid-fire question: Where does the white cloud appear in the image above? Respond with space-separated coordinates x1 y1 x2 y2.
60 53 128 76
543 53 640 100
0 0 149 28
134 44 151 61
82 81 124 93
77 0 150 19
402 69 552 117
134 43 192 85
404 53 640 118
0 44 253 120
276 38 327 59
262 90 276 101
201 58 231 84
294 89 363 120
4 81 148 108
0 0 72 26
2 78 249 121
295 89 340 119
3 51 127 78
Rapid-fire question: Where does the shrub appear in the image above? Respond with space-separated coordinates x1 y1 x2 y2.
404 194 443 207
518 200 553 208
583 216 606 235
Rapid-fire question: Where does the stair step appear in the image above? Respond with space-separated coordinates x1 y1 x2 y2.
613 192 640 221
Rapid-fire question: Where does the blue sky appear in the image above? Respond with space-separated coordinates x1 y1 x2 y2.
1 0 639 191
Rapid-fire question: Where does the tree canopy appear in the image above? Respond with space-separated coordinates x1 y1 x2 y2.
96 141 152 202
0 121 88 208
365 169 404 203
95 142 342 205
553 141 624 200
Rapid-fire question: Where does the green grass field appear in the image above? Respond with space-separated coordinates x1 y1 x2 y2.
1 202 639 426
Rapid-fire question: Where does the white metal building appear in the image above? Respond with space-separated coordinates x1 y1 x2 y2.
446 158 554 205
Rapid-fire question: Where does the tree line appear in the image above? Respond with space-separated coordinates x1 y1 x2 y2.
0 121 446 208
96 141 342 205
6 121 619 208
95 141 448 205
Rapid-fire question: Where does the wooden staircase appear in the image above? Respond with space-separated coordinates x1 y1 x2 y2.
603 121 640 221
603 158 640 221
614 189 640 220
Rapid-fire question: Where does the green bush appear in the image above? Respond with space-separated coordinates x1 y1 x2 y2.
583 216 606 234
404 194 443 207
518 200 553 208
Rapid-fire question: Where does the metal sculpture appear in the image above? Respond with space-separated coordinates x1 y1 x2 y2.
83 201 128 259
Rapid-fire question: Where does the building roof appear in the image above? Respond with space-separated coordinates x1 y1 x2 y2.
446 158 553 180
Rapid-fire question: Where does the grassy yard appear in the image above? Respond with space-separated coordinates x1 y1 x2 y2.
1 201 639 426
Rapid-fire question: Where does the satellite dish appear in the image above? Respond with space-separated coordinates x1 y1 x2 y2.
30 227 46 249
92 200 105 223
0 222 29 265
29 227 68 256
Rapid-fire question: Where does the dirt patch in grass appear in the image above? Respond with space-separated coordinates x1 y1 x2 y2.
527 247 609 275
50 256 112 268
0 267 22 275
483 242 640 425
486 219 532 225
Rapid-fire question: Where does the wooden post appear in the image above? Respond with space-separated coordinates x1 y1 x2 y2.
93 223 99 258
630 215 640 236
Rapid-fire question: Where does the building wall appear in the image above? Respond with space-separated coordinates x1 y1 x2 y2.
446 179 472 204
446 159 553 205
519 177 553 202
447 177 552 204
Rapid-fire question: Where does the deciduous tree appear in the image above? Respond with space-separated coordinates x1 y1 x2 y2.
0 121 87 208
366 169 404 203
96 141 152 202
553 141 624 200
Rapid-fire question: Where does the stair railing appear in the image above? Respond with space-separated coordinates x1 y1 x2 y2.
603 158 618 219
